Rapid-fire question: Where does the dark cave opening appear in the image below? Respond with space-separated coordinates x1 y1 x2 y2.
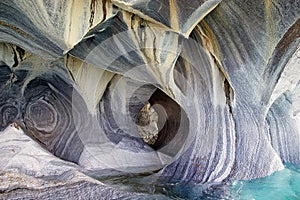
136 88 189 153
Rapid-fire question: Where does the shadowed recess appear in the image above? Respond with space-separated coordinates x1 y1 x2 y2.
0 62 23 131
147 89 189 152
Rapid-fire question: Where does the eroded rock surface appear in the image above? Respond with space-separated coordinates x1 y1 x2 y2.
0 0 299 198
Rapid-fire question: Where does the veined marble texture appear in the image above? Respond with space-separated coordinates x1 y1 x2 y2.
0 0 299 198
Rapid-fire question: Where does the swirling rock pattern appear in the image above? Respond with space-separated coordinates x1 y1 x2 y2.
201 0 300 180
0 0 113 59
110 0 222 37
0 126 167 199
0 0 299 198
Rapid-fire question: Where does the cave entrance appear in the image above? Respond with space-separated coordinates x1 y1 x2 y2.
135 89 189 153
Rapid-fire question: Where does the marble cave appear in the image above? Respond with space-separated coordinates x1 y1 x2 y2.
0 0 299 199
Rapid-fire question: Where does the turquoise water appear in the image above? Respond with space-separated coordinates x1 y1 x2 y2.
99 163 300 199
231 163 300 200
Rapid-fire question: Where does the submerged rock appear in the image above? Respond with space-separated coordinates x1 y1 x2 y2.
0 0 299 198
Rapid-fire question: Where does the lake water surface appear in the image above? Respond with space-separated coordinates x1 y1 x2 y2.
100 163 300 199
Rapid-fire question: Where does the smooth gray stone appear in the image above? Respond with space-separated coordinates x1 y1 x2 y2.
0 126 170 200
111 0 222 37
0 61 24 131
70 12 147 75
0 55 86 163
0 0 113 59
69 11 181 89
200 0 300 180
98 75 156 150
65 55 115 114
78 74 173 174
265 46 300 164
0 0 299 198
266 90 300 164
0 1 64 58
154 30 236 184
